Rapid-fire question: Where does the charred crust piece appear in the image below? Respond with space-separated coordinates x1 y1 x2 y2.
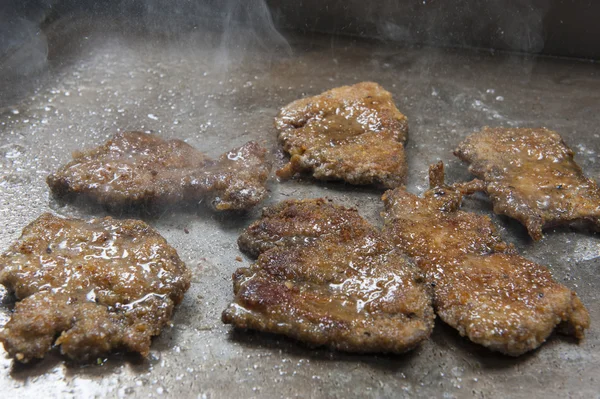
223 199 434 354
275 82 409 188
455 127 600 240
381 162 590 356
0 213 191 363
47 131 270 212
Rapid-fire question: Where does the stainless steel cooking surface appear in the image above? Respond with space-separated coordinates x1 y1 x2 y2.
1 15 599 399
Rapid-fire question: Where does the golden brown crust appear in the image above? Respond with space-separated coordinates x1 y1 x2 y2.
47 131 270 211
381 162 590 356
454 127 600 240
237 198 369 258
223 199 434 353
275 82 408 188
0 213 191 362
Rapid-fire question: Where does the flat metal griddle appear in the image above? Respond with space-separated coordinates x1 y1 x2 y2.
0 18 599 398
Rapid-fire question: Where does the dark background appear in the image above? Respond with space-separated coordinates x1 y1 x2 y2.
2 0 599 61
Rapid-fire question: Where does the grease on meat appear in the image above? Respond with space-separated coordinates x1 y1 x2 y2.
223 199 434 353
237 197 369 258
455 127 600 240
275 82 408 188
381 162 590 356
0 213 191 362
47 131 270 211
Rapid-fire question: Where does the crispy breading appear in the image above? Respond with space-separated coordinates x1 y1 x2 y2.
47 131 270 211
223 199 434 353
275 82 408 188
381 162 590 356
455 127 600 240
237 198 368 258
0 213 191 362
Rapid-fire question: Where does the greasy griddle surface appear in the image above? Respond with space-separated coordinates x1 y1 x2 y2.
0 18 599 398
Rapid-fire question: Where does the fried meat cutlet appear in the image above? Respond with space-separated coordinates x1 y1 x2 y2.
223 199 434 353
381 162 590 356
47 131 270 211
455 127 600 240
275 82 408 188
237 197 368 258
0 213 191 363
